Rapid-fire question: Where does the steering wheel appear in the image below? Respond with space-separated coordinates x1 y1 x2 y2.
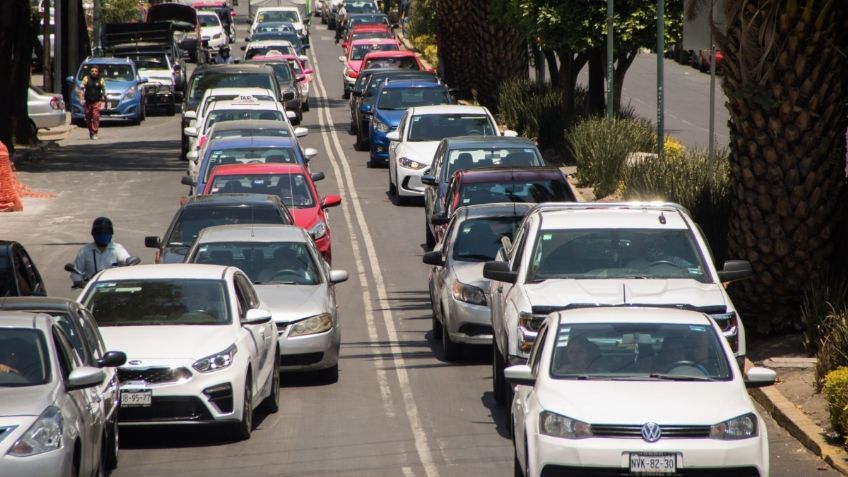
268 269 304 282
0 365 21 375
648 260 683 269
662 360 709 376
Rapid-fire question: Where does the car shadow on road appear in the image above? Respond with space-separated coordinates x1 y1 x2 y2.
481 391 512 440
17 140 185 173
374 289 431 313
121 424 246 449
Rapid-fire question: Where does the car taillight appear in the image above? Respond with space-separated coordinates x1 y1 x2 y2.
346 69 358 78
49 96 63 110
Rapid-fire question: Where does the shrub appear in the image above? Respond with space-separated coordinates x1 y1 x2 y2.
817 309 848 388
568 117 656 198
801 273 848 354
407 0 436 38
410 35 438 67
823 366 848 441
497 78 566 150
622 148 731 262
101 0 142 24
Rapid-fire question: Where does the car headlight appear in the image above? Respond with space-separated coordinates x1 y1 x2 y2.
399 157 427 170
192 344 237 373
373 118 390 133
710 413 758 440
452 281 486 306
310 220 327 240
7 406 63 457
517 311 543 352
539 411 592 439
289 313 333 337
125 86 137 97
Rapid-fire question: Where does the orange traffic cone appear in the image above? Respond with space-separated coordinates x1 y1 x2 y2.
0 142 23 212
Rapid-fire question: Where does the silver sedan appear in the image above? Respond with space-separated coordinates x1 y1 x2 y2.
424 203 533 361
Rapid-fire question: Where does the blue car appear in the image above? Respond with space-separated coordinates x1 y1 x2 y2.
189 136 317 194
368 80 451 167
67 57 148 125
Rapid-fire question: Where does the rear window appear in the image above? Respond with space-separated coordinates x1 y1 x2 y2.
444 147 543 179
363 56 419 70
167 205 287 246
204 147 300 182
204 109 284 130
377 87 449 110
351 43 398 61
190 72 276 101
210 173 315 208
457 178 571 207
0 329 50 387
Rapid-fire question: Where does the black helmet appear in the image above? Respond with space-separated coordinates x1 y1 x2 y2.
91 217 114 235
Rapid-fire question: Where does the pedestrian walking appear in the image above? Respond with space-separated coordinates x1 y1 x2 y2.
79 66 106 140
400 0 410 34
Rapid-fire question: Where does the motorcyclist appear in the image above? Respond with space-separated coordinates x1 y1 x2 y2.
70 217 131 288
213 45 236 65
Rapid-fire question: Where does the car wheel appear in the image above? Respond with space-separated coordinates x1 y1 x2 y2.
232 375 253 440
342 90 350 100
104 417 119 470
180 134 188 160
388 171 397 196
319 364 339 383
303 99 310 112
514 446 524 477
441 307 460 361
166 101 176 116
425 223 436 250
432 312 443 340
493 344 506 405
260 354 280 413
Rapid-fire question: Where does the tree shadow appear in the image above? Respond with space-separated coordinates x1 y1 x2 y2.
16 140 185 173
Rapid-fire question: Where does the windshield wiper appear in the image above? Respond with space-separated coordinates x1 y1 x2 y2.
649 373 715 382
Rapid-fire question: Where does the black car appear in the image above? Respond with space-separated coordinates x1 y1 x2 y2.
255 59 304 124
0 241 47 297
145 193 295 263
352 69 439 149
181 64 283 159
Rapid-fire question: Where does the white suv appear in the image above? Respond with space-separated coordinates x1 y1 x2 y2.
484 202 753 405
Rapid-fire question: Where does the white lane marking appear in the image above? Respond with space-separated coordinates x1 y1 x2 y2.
312 65 396 420
402 466 415 477
309 46 440 477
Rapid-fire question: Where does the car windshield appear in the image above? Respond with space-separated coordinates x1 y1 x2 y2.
351 31 392 41
204 109 284 130
167 205 286 246
457 179 570 208
526 228 711 283
211 127 291 140
209 173 315 208
258 10 299 22
190 73 276 100
191 242 320 285
346 3 378 13
266 62 293 82
549 322 732 381
252 32 296 42
201 95 276 118
409 114 496 142
444 147 543 178
452 217 523 262
85 279 230 326
257 23 295 33
349 14 387 25
351 43 398 60
363 56 419 70
126 54 168 70
0 329 50 387
246 45 296 59
377 87 449 110
77 64 134 81
198 14 220 27
204 147 300 182
365 74 437 97
0 257 14 296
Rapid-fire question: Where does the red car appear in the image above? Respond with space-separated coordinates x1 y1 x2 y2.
202 163 342 263
340 38 400 98
253 53 314 110
342 24 394 53
360 50 428 73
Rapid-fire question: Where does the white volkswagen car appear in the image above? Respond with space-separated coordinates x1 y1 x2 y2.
250 6 307 41
80 264 280 440
198 12 228 53
184 225 349 381
386 105 513 205
508 307 775 477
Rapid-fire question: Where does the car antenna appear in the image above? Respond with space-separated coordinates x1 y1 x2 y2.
658 211 667 225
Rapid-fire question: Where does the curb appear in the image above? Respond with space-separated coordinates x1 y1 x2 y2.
747 360 848 475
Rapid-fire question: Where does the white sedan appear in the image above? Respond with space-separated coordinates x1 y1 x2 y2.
198 12 228 53
28 86 65 130
386 105 514 205
508 307 775 477
80 264 280 440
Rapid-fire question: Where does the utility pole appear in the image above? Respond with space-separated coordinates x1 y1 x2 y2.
707 0 717 193
93 0 102 56
656 0 665 160
42 0 52 91
606 0 614 119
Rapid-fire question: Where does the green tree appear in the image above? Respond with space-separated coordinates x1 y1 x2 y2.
101 0 142 24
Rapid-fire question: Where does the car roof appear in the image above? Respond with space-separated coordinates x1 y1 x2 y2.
251 54 299 61
84 57 133 65
553 307 712 326
363 50 416 59
455 202 535 220
94 263 232 281
537 204 690 230
409 105 488 115
247 40 295 47
457 166 564 183
196 224 309 244
183 193 283 207
0 311 55 330
257 6 299 12
0 297 77 312
443 136 538 148
207 99 282 111
198 64 274 74
209 119 290 131
204 87 275 97
381 80 444 90
350 24 391 31
206 136 297 148
351 38 398 45
208 163 309 177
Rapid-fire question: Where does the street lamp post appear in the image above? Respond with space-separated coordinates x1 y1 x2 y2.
657 0 665 160
606 0 614 119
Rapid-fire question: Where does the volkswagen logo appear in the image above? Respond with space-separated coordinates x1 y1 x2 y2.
641 422 662 443
128 360 143 366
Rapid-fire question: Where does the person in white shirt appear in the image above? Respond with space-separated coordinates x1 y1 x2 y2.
71 217 131 287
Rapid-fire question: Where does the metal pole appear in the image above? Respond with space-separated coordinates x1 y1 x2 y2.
656 0 665 160
93 0 101 56
606 0 614 119
707 0 717 193
43 0 52 91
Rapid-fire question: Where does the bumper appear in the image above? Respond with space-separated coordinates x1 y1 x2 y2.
397 167 427 197
71 96 143 120
369 130 393 162
30 111 66 129
446 297 492 344
275 325 340 372
530 432 768 477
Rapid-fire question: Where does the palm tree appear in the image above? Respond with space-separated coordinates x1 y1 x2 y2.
690 0 848 332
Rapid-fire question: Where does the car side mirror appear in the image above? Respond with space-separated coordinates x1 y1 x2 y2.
184 110 196 119
243 308 272 324
745 367 776 388
502 129 519 137
183 126 198 137
181 175 197 187
138 77 149 84
717 260 753 283
96 351 127 368
504 364 535 387
66 366 106 391
422 251 444 267
64 263 83 275
322 195 342 208
304 147 318 161
360 103 372 113
186 151 199 161
421 175 437 186
282 91 295 101
430 215 449 226
144 236 162 249
296 74 306 82
386 130 400 141
124 256 142 266
311 171 326 182
329 269 349 283
294 127 309 137
65 75 75 84
483 261 518 284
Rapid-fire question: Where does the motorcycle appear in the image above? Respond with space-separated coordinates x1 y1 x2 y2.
65 256 142 288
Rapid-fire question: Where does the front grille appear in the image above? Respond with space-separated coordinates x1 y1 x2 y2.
541 466 759 477
203 383 233 414
119 396 212 423
276 322 288 335
281 352 323 366
458 324 493 336
591 424 710 439
118 367 192 384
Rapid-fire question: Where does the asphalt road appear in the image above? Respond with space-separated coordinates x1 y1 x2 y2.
0 19 834 477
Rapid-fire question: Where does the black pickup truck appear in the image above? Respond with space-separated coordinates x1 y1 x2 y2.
0 241 47 297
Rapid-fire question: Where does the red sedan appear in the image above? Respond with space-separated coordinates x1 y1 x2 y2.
360 50 429 72
201 163 341 263
342 24 394 53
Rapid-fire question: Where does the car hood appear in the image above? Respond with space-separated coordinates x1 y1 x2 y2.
397 141 439 165
254 284 327 323
375 109 405 127
161 246 190 264
452 260 489 290
99 325 236 360
0 384 56 417
290 207 321 230
524 279 728 311
536 379 752 426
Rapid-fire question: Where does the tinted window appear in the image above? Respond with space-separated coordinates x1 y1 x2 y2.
256 23 295 33
245 45 297 59
191 241 320 285
210 173 315 208
267 62 293 82
0 252 14 296
126 53 168 70
198 13 221 26
364 56 419 70
408 114 495 142
86 279 230 326
77 64 134 81
452 217 523 262
258 10 299 22
0 329 50 387
351 31 392 41
49 312 87 362
204 147 299 182
351 43 398 60
444 147 543 179
205 109 284 130
167 205 288 246
377 87 449 110
457 178 570 208
211 127 291 141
